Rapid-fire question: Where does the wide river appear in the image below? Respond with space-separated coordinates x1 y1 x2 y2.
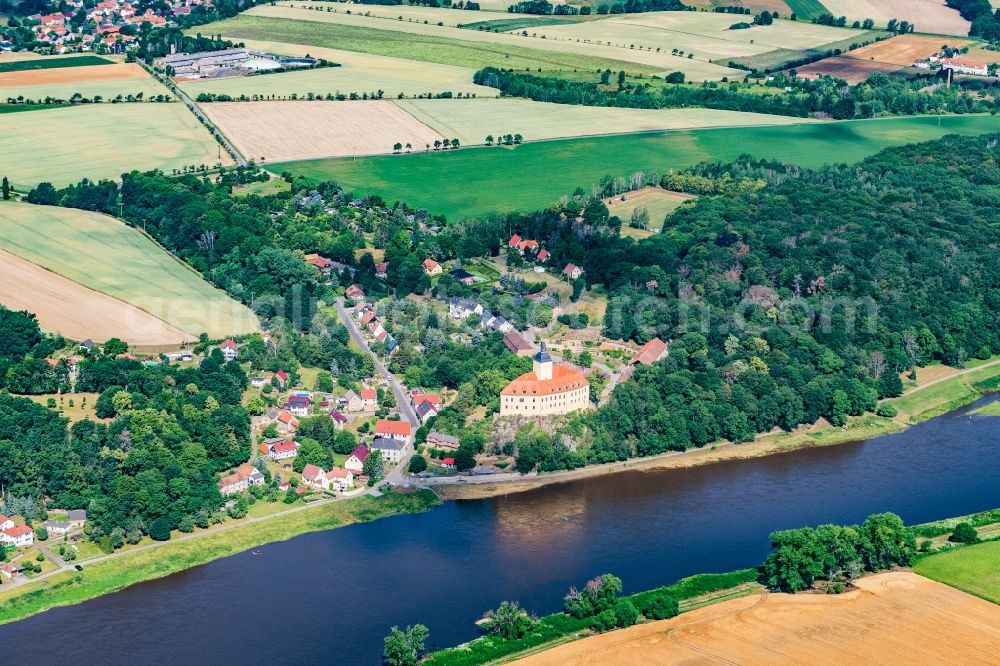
3 397 999 664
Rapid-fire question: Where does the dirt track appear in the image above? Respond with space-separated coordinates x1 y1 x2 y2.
0 63 147 88
202 100 445 162
0 250 191 344
513 572 1000 665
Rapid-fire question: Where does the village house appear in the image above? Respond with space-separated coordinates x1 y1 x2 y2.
500 343 589 416
375 419 413 444
219 339 239 361
325 467 354 492
342 390 364 412
0 515 13 531
43 520 72 537
286 394 311 417
415 400 439 423
259 438 300 460
449 297 483 320
330 410 348 430
631 337 670 366
274 369 289 388
66 509 87 528
304 253 334 277
422 258 443 276
345 285 366 303
2 524 34 548
940 57 988 76
262 408 299 436
481 311 514 334
503 331 534 356
563 263 585 280
451 268 475 286
345 444 369 473
359 388 378 410
426 432 460 451
251 376 268 389
441 457 456 469
537 249 550 263
301 463 326 490
0 562 22 579
217 462 263 496
372 437 407 464
375 262 388 279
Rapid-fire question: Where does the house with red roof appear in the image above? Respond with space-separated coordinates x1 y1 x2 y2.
0 515 13 531
274 369 289 388
630 337 669 366
359 388 378 410
301 463 325 489
219 339 239 361
441 457 456 469
537 249 550 262
563 263 584 280
508 234 522 249
325 467 354 492
1 524 34 547
375 262 388 279
345 444 369 473
259 439 300 460
422 258 442 276
345 285 365 303
374 419 412 444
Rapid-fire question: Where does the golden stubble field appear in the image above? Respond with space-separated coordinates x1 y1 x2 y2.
819 0 970 35
202 99 446 160
513 572 1000 665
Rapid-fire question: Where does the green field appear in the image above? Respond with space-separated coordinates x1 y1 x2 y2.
0 102 229 188
783 0 831 20
0 201 258 338
460 16 583 31
971 399 1000 416
395 98 814 145
893 362 1000 422
275 115 1000 221
0 54 112 73
180 40 497 99
914 540 1000 605
0 103 67 113
201 10 688 75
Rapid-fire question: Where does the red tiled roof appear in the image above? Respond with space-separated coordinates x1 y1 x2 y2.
360 388 377 400
375 419 411 436
302 463 323 481
349 444 369 463
631 337 668 366
3 525 32 537
501 364 588 397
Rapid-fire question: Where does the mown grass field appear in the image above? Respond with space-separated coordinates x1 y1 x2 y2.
181 39 497 99
892 360 1000 422
783 0 831 20
0 54 112 73
0 490 440 626
275 115 1000 221
395 98 815 145
914 540 1000 605
203 8 727 76
1 102 229 188
0 201 258 339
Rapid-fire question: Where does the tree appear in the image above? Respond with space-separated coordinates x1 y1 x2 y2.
480 601 535 639
408 454 427 473
34 525 49 541
149 517 172 541
949 522 979 544
382 624 429 666
641 593 679 620
1 176 9 201
103 338 128 356
363 449 384 483
454 446 476 471
393 142 403 153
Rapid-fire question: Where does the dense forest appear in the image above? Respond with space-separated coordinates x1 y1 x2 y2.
0 311 251 538
476 134 1000 469
474 67 1000 118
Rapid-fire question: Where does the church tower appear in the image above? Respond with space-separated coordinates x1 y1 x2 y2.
533 342 554 381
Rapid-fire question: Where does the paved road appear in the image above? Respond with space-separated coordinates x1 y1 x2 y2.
333 299 418 427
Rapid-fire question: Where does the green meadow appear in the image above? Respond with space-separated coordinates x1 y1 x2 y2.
914 540 1000 605
0 54 112 73
274 114 1000 221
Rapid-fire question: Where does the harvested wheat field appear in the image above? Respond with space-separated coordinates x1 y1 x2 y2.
820 0 970 35
514 572 1000 666
793 34 973 82
0 62 146 88
0 250 192 344
792 56 903 82
203 100 445 161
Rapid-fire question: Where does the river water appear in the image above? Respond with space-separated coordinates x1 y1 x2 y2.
2 397 999 664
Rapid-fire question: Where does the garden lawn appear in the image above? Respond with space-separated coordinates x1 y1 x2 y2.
274 114 1000 221
0 102 229 188
914 540 1000 605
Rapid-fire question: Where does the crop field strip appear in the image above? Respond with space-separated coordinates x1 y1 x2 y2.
721 28 885 71
0 202 258 339
1 63 172 103
788 32 972 81
181 39 498 99
817 0 970 35
205 7 741 78
0 54 113 73
273 115 1000 221
783 0 832 20
0 103 230 188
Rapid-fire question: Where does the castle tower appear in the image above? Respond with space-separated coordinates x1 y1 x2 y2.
533 342 553 381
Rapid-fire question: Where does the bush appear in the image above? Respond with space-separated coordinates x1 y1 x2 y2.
34 526 48 541
149 517 172 541
949 522 979 544
408 455 428 474
876 403 898 417
613 599 639 628
178 516 195 533
564 573 622 618
641 593 679 620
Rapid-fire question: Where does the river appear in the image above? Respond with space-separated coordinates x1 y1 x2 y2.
2 397 999 664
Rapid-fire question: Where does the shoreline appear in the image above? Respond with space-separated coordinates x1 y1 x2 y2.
0 488 440 627
433 359 1000 501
